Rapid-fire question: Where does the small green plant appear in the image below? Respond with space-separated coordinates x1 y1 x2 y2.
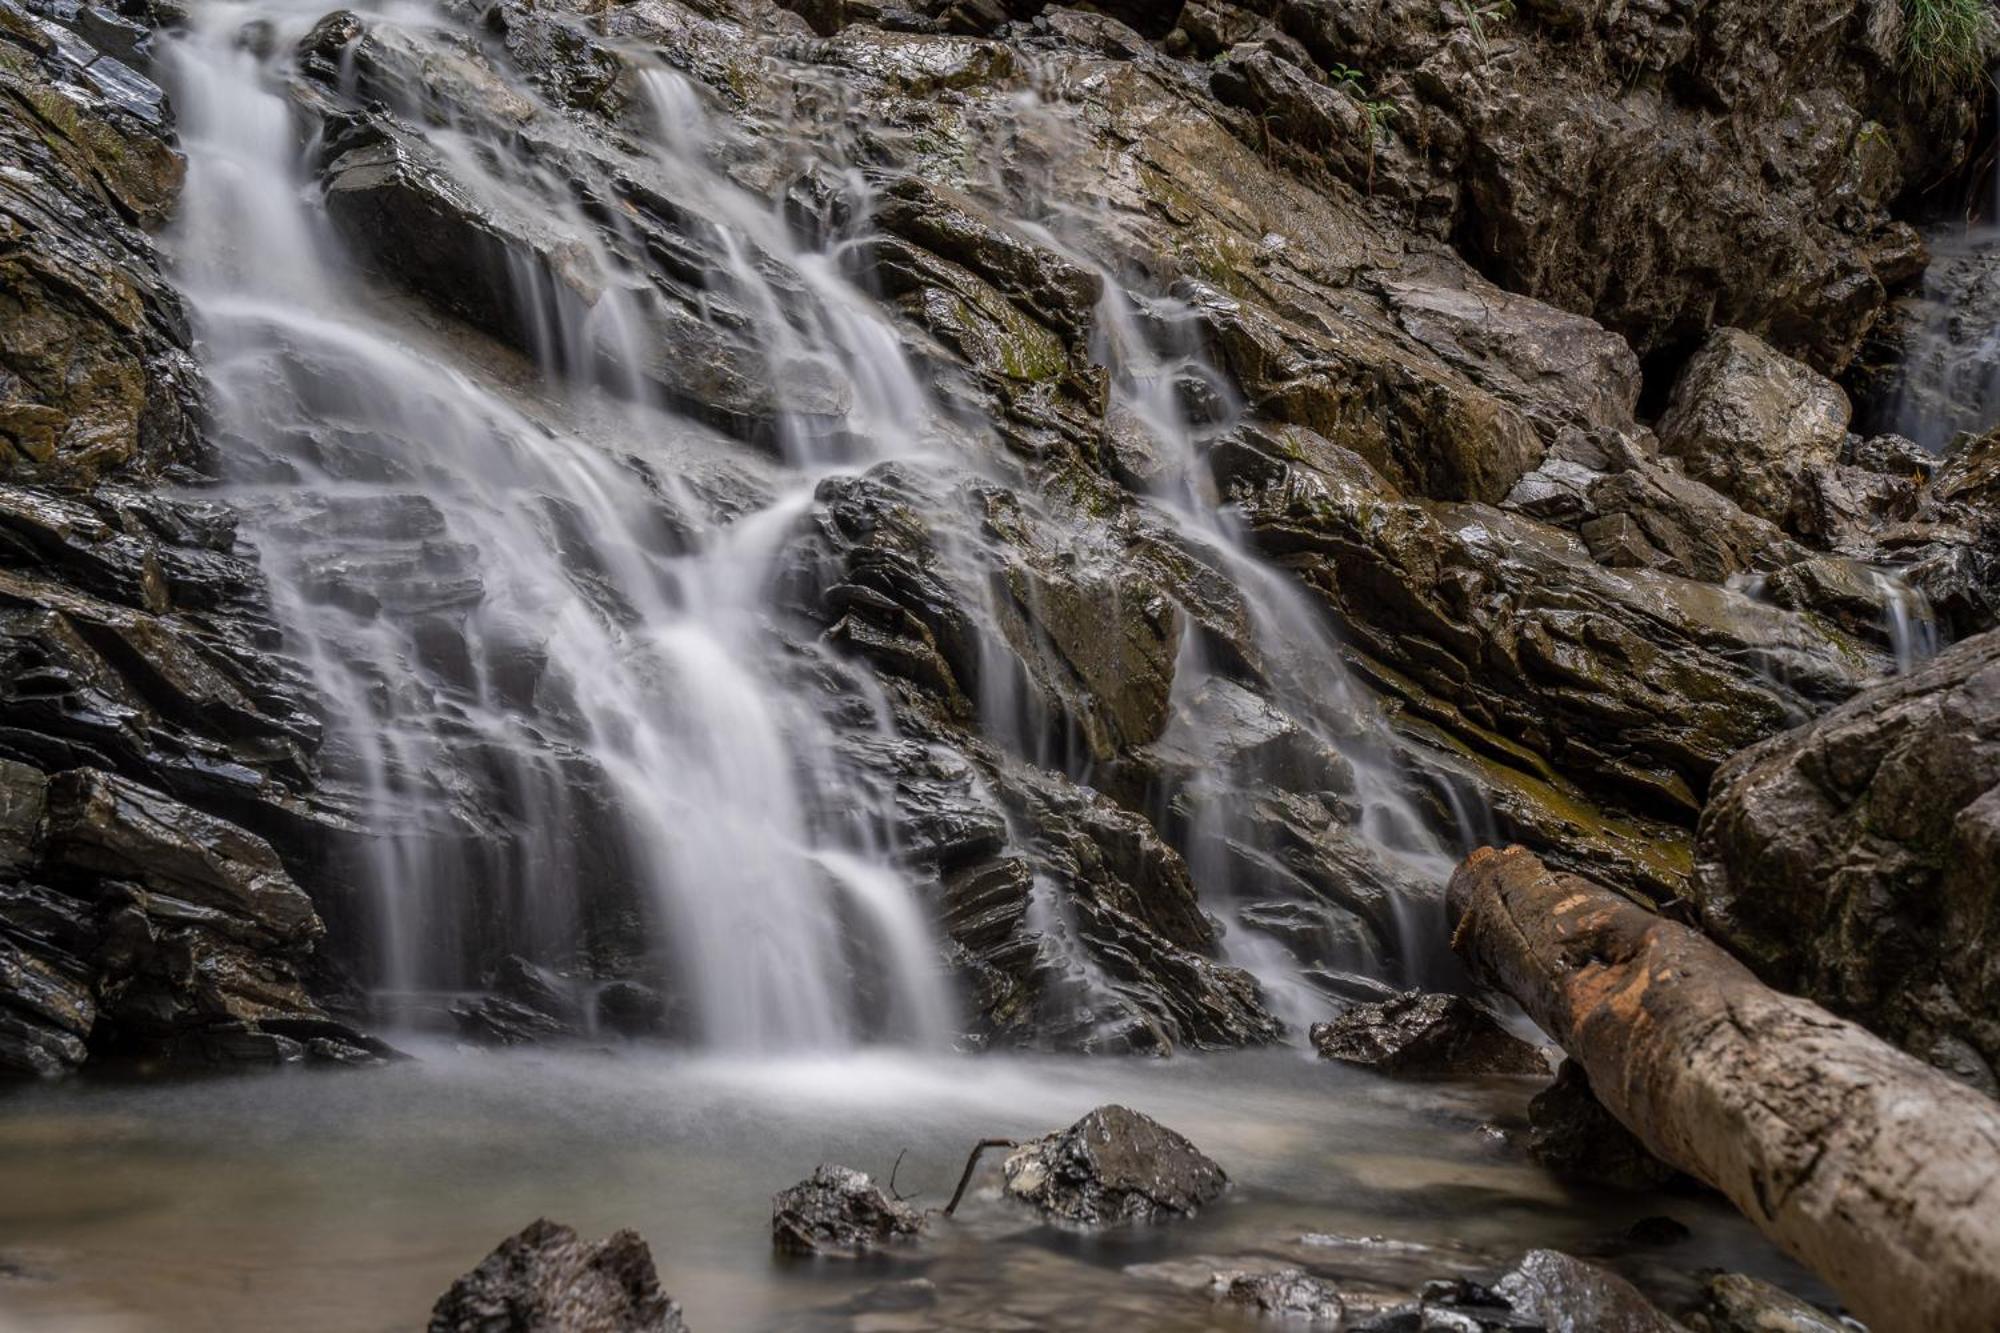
1327 63 1367 95
1457 0 1517 62
1899 0 1997 94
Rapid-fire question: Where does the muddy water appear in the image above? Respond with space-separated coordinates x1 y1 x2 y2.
0 1048 1819 1330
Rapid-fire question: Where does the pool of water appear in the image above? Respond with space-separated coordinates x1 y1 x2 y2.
0 1046 1820 1330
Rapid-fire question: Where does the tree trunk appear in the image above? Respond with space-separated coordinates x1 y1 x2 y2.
1447 845 2000 1333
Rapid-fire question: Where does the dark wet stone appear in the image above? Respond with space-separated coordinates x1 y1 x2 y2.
771 1164 924 1256
1693 630 2000 1089
1212 1268 1346 1322
450 995 574 1046
428 1218 687 1332
1687 1272 1846 1333
1495 1250 1684 1333
595 980 670 1037
1527 1062 1680 1191
1310 993 1548 1079
1002 1104 1226 1225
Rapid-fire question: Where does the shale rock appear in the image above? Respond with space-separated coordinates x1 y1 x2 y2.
1310 992 1547 1079
1693 629 2000 1090
1002 1104 1226 1225
0 0 199 485
771 1165 924 1256
428 1219 687 1333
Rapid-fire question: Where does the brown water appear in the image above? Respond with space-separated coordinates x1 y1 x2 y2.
0 1046 1819 1330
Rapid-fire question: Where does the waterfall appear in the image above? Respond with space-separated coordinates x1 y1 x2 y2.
156 0 1480 1051
162 2 953 1049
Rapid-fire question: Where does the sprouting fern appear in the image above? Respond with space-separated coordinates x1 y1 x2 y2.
1900 0 1997 94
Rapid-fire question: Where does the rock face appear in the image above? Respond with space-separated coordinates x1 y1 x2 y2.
1693 629 2000 1091
7 0 1985 1063
770 1165 925 1256
0 0 197 484
1002 1104 1227 1225
0 2 377 1073
1309 992 1548 1079
1206 0 1971 376
427 1219 687 1333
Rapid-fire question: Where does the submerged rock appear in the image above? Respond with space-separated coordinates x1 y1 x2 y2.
428 1219 687 1333
1310 993 1548 1079
1002 1104 1226 1225
1212 1268 1346 1322
771 1165 924 1256
1686 1272 1847 1333
1693 629 2000 1089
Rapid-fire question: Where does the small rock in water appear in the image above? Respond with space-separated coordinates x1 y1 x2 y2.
1002 1104 1226 1225
1495 1250 1683 1333
1686 1272 1849 1333
427 1218 686 1332
771 1165 924 1256
1310 993 1549 1078
1212 1268 1346 1322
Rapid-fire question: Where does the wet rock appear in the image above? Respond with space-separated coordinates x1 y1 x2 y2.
1002 1104 1226 1225
771 1165 924 1256
42 768 320 947
1656 330 1850 535
450 994 573 1046
1224 425 1884 830
1527 1062 1679 1191
1310 992 1547 1079
595 980 670 1037
1686 1272 1847 1333
1494 1250 1685 1333
1693 629 2000 1088
0 0 199 485
428 1218 687 1333
1212 1268 1346 1322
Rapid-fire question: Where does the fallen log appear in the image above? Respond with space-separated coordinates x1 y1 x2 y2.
1447 845 2000 1333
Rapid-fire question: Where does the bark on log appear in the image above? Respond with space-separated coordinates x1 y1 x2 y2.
1447 845 2000 1333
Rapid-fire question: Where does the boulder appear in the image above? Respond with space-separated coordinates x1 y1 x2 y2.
427 1219 687 1332
770 1165 924 1256
1656 330 1850 534
1310 992 1548 1078
1001 1104 1226 1225
1693 629 2000 1089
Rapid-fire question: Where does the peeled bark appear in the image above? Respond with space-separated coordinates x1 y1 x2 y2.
1447 846 2000 1333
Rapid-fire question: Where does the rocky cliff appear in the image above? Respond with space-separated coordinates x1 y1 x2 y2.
1 0 1994 1071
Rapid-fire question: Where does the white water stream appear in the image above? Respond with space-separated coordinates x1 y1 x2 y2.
160 0 1469 1049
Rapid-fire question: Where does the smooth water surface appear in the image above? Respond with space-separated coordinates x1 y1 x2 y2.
0 1049 1817 1330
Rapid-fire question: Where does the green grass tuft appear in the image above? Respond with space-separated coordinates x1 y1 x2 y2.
1901 0 1997 94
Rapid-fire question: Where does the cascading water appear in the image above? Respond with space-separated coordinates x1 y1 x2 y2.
158 0 1480 1052
163 1 954 1048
